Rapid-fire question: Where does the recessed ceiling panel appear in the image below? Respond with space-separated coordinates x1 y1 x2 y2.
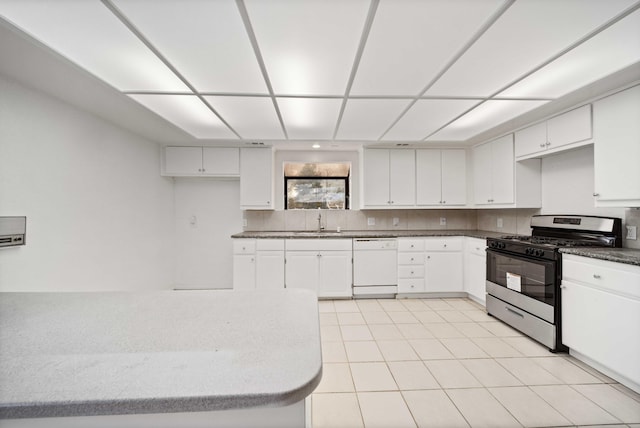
245 0 369 95
426 0 638 97
0 0 188 92
350 0 504 96
383 99 480 141
111 0 266 93
277 98 342 140
129 94 237 139
335 99 410 140
500 10 640 99
204 96 284 140
427 100 549 141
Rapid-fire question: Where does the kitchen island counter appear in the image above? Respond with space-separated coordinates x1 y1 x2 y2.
0 290 321 426
560 247 640 266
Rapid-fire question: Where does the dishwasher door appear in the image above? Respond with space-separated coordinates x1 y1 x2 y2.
353 239 398 287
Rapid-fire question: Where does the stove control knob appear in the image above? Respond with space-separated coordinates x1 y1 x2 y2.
489 241 496 248
498 242 506 249
535 249 544 257
525 248 532 255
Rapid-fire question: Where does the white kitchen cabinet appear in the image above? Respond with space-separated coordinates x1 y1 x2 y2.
515 105 592 159
593 85 640 207
240 148 274 210
164 147 240 176
363 149 415 208
425 238 463 293
464 237 486 305
233 239 284 290
285 239 352 298
416 149 466 206
562 254 640 392
473 134 541 207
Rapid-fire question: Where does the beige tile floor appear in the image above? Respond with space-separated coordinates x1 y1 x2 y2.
312 297 640 428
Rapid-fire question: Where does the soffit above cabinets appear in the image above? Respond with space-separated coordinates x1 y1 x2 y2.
1 0 639 147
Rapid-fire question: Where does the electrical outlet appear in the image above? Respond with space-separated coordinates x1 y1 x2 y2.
393 217 400 227
627 225 637 240
243 218 248 227
367 217 375 226
440 217 446 226
497 218 503 228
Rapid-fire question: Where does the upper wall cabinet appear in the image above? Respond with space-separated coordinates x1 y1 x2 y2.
473 134 541 208
514 105 592 159
240 147 274 210
416 149 466 206
163 147 240 177
593 85 640 207
363 149 416 208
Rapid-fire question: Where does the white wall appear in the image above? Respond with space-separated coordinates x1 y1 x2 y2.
0 75 175 291
173 178 241 289
541 145 625 219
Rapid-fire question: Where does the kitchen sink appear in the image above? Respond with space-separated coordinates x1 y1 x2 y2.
291 231 344 237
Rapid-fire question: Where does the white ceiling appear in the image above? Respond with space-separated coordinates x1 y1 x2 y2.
1 0 639 149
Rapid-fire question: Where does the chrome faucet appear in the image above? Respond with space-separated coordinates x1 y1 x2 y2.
317 210 324 232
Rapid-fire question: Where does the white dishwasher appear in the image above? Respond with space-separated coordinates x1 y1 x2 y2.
353 238 398 297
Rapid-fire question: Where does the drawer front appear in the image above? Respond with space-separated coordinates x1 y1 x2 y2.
465 238 487 256
398 253 424 265
562 256 640 299
256 239 285 251
233 239 256 254
398 239 425 252
286 239 352 251
425 237 463 251
398 278 425 293
398 265 425 278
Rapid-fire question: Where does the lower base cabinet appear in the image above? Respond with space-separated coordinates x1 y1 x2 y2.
562 254 640 392
464 237 487 304
285 239 352 298
233 239 285 290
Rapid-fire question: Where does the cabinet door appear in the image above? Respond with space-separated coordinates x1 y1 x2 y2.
515 122 547 158
285 252 319 293
441 149 466 205
318 251 352 298
165 147 202 175
473 142 493 205
416 149 442 205
233 254 255 290
547 104 592 150
490 135 515 204
256 252 285 290
389 150 416 206
464 251 486 304
562 281 640 385
593 85 640 206
426 252 463 292
202 147 240 176
363 149 390 206
240 148 273 209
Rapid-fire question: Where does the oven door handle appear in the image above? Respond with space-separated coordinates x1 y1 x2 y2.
506 306 525 318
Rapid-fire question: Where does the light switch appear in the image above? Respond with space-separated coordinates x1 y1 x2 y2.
367 217 375 226
626 225 637 240
497 218 503 228
440 217 446 226
393 217 400 227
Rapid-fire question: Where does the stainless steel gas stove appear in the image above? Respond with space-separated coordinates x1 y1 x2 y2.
485 215 622 352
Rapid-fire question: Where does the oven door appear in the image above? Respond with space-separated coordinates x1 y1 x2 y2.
486 249 556 307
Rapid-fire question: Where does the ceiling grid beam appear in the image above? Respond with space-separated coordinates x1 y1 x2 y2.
235 0 289 140
331 0 380 140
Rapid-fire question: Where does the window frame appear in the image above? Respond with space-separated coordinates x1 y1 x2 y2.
284 175 350 210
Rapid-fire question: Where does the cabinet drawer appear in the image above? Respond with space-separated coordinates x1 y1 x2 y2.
425 237 462 251
256 239 285 251
398 265 425 278
233 239 256 254
286 239 352 251
465 238 487 256
398 279 425 293
398 253 424 265
398 239 424 252
562 256 640 299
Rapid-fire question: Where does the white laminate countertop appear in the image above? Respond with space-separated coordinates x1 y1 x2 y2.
0 290 322 420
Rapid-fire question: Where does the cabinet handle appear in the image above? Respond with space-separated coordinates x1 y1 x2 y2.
506 307 524 318
442 200 446 204
410 257 414 261
427 255 431 259
592 193 599 197
539 143 546 148
545 141 551 146
443 244 447 248
266 201 270 204
593 274 601 279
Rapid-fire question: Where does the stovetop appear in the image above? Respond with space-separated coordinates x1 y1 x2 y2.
497 235 611 248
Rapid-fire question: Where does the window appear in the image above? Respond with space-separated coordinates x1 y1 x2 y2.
284 163 350 210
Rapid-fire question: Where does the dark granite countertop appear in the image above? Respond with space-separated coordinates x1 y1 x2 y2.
231 229 506 240
559 247 640 267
